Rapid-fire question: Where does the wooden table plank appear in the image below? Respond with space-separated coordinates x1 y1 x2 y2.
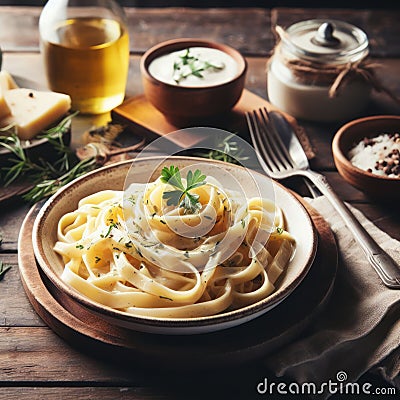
0 7 41 52
2 7 400 57
125 7 272 56
0 7 272 56
0 327 151 384
0 326 266 399
0 254 44 327
0 388 172 400
0 200 31 251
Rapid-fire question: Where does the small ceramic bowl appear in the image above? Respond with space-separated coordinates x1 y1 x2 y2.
140 38 247 125
332 115 400 200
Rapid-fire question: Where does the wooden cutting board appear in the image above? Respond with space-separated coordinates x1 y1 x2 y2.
111 89 315 158
18 199 336 370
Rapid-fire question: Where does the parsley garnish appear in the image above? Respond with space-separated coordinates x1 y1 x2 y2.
160 166 206 214
276 227 284 235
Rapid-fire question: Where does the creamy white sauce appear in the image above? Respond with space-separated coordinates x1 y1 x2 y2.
348 133 400 178
148 47 238 87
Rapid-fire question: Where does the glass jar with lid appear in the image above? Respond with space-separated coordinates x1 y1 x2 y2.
267 19 370 122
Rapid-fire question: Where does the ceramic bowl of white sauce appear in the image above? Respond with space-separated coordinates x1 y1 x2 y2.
140 38 247 125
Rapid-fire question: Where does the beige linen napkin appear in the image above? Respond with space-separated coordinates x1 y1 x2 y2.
264 196 400 396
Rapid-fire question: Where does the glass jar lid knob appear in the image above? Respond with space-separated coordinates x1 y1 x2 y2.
311 22 341 47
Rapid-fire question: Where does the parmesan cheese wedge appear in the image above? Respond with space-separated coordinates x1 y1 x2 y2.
0 88 10 120
0 70 19 91
0 70 18 119
0 88 71 140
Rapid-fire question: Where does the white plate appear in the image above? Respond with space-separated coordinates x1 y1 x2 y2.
33 157 317 335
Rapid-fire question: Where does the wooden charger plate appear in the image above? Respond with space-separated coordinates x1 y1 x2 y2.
18 199 337 370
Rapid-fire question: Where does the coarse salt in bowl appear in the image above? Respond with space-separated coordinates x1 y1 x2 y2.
348 133 400 178
332 115 400 200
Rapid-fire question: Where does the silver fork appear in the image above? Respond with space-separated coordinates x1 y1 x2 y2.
246 107 400 289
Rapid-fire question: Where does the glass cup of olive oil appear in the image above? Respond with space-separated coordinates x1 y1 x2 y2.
39 0 130 114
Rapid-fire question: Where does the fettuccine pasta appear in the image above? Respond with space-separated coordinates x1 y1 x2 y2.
54 167 295 318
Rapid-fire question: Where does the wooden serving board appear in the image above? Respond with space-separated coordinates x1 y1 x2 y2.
18 200 336 370
111 89 315 158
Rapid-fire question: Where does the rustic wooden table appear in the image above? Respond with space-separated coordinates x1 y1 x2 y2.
0 6 399 399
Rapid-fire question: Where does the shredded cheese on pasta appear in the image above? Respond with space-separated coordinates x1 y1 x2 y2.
54 173 295 318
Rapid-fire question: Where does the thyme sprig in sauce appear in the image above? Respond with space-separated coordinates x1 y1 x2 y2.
160 166 206 214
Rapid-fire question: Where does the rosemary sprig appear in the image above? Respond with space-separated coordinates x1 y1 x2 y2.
23 157 97 202
0 261 12 281
39 111 79 172
160 166 207 214
172 48 224 84
201 134 250 165
0 112 97 202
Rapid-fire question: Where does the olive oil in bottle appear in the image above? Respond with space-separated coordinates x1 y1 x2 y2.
40 1 129 114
